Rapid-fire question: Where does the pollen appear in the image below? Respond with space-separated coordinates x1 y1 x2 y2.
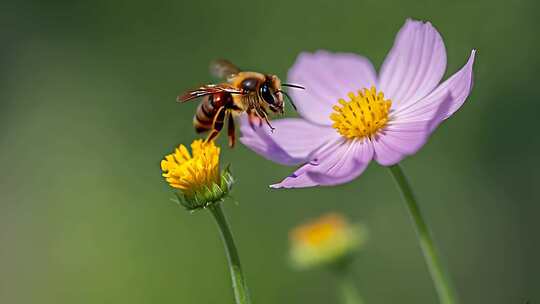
161 139 220 197
330 86 392 139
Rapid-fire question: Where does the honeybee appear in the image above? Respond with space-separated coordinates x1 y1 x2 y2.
178 59 304 147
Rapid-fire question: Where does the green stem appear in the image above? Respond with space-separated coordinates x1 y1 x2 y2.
388 164 458 304
330 259 364 304
208 203 251 304
337 268 364 304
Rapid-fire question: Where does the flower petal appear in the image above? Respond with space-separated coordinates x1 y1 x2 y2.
373 49 476 166
288 50 377 125
379 19 447 108
239 116 337 166
373 92 455 166
395 50 476 123
372 135 407 166
271 139 374 188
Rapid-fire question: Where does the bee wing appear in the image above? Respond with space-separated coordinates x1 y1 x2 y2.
177 84 243 102
209 59 241 80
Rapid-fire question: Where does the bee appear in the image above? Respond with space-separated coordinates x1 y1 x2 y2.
178 59 304 147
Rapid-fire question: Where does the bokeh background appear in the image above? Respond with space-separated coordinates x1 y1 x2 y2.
1 0 539 303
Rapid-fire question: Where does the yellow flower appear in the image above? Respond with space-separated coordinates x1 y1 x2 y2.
289 213 366 269
161 139 233 210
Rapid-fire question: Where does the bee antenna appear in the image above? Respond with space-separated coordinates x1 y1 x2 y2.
282 83 305 90
277 90 297 111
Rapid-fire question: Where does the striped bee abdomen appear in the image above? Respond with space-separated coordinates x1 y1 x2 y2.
193 92 231 133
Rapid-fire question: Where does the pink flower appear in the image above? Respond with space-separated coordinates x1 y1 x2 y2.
240 19 476 188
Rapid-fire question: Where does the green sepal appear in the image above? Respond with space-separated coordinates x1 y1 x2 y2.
172 191 191 210
171 164 235 212
220 164 234 193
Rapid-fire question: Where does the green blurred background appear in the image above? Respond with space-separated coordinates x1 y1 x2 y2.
1 0 538 303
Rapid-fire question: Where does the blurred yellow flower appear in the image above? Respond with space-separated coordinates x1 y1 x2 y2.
161 139 233 210
289 213 366 269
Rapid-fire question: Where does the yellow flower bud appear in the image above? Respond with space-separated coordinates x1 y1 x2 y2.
161 140 233 210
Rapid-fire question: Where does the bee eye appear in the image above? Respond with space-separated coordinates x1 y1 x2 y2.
241 78 258 91
260 83 275 104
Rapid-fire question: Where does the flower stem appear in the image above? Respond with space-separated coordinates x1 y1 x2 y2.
335 264 364 304
388 164 458 304
208 203 251 304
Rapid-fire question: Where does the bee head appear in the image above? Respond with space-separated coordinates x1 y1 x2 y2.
259 75 284 114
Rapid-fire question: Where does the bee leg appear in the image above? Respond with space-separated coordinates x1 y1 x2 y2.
247 111 262 130
247 111 255 129
258 109 275 132
206 106 226 143
264 116 275 133
227 111 236 148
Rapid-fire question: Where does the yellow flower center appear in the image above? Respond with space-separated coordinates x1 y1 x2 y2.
289 213 364 269
161 140 220 196
330 86 392 139
291 213 346 247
